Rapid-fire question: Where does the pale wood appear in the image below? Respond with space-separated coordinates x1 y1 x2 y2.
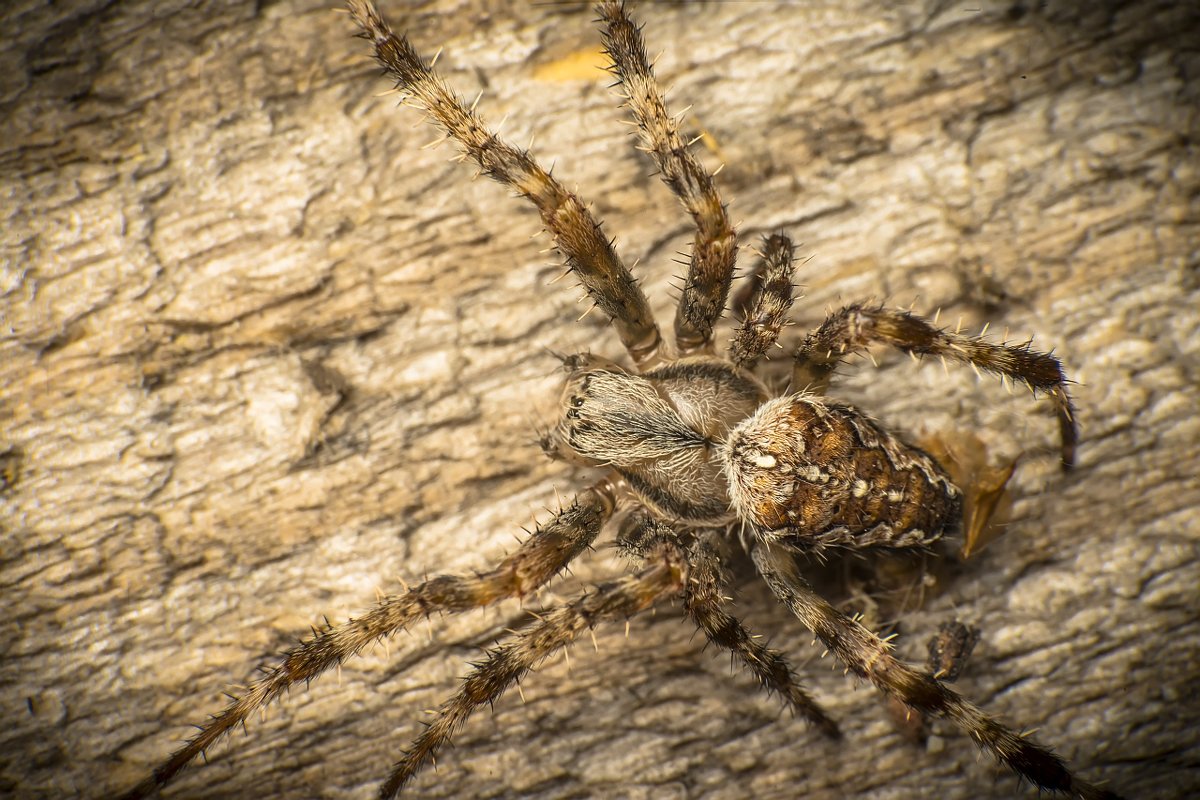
2 2 1197 799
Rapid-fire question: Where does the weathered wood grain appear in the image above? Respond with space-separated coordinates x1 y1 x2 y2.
2 1 1197 798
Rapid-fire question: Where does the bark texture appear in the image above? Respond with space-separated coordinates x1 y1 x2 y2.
2 1 1198 798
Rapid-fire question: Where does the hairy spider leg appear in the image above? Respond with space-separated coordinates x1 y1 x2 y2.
729 233 799 368
686 542 839 737
752 543 1122 800
598 2 738 356
618 516 840 738
792 304 1078 467
119 482 618 800
348 0 663 367
380 541 688 798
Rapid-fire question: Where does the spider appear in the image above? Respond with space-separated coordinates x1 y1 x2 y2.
120 2 1119 799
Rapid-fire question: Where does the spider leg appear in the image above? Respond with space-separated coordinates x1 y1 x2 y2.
598 1 737 356
792 303 1078 467
617 515 838 737
379 541 688 798
119 481 618 800
752 543 1122 800
685 532 840 737
347 1 662 367
729 234 798 368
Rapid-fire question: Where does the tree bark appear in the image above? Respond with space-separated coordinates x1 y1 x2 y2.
2 1 1197 798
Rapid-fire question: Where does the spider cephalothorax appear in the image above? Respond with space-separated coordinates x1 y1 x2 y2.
121 2 1119 799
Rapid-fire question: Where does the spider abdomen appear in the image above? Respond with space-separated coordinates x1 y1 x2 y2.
723 395 961 549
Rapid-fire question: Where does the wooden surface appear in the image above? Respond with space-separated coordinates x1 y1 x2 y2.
2 1 1198 798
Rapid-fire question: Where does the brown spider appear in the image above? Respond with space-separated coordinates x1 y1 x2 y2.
120 2 1118 799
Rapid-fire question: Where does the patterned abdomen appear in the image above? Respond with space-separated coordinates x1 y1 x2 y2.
723 395 961 549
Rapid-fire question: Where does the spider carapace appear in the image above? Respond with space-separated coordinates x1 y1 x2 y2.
119 2 1120 799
